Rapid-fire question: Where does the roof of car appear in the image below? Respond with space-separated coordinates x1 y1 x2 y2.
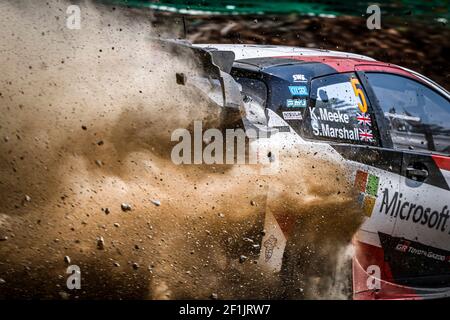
195 43 395 75
195 43 377 61
193 43 449 97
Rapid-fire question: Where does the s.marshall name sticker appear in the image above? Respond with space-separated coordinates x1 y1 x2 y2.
313 123 360 140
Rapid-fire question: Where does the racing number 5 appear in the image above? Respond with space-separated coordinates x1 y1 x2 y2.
351 78 368 113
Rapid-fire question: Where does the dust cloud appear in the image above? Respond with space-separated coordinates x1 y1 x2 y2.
0 0 363 299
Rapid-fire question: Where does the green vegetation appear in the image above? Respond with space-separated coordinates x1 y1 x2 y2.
103 0 449 21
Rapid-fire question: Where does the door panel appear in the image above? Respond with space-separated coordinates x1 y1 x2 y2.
363 71 450 289
383 152 450 286
331 144 401 242
393 152 450 250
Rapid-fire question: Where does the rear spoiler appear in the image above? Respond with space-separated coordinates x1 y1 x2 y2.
157 39 241 109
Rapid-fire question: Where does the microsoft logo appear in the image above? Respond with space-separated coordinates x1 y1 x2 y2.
354 170 379 217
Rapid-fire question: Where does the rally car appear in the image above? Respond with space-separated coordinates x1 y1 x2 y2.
164 41 450 299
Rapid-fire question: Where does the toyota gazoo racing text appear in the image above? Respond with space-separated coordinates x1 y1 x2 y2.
165 41 450 300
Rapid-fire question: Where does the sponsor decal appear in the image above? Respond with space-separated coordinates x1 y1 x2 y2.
358 128 374 142
282 111 303 120
355 170 379 216
288 85 308 96
395 239 411 253
286 99 307 108
357 112 372 127
395 239 450 263
380 188 450 234
292 74 307 82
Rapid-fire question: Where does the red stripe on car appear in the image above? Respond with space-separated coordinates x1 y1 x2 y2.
278 56 423 82
433 154 450 171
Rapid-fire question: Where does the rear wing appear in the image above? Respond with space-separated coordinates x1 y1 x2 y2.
157 39 241 110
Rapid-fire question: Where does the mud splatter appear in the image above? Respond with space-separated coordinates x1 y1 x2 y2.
0 0 363 299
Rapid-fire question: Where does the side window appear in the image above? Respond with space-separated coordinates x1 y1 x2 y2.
234 77 267 108
303 73 378 145
233 76 269 130
366 73 450 154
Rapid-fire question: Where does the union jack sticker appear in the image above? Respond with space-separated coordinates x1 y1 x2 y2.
359 128 374 142
356 112 371 127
